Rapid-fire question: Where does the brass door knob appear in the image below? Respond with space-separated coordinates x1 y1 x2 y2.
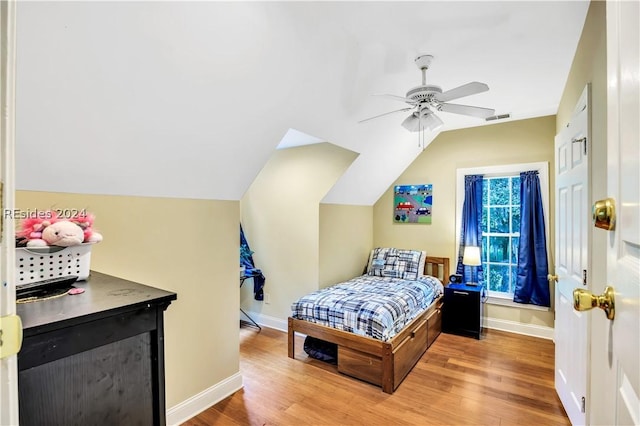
573 286 615 320
593 198 616 230
547 274 558 283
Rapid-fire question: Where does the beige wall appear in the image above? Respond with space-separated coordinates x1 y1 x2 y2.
373 115 556 328
240 143 358 322
555 2 610 424
16 191 239 409
319 204 373 288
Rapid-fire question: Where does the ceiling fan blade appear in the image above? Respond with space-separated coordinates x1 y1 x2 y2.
372 93 418 104
438 103 495 119
359 107 414 123
435 82 489 103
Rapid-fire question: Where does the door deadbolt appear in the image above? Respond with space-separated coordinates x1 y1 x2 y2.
573 286 615 320
593 198 615 231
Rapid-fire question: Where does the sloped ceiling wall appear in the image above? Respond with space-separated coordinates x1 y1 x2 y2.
15 2 588 205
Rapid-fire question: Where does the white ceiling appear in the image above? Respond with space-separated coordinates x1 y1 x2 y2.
15 1 589 205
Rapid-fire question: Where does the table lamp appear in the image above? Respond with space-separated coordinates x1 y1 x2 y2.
462 246 481 286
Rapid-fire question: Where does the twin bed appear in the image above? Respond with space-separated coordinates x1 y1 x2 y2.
288 248 450 394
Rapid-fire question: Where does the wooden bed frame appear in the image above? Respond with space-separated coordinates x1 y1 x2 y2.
288 256 450 394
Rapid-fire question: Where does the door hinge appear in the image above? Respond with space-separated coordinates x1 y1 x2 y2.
584 137 587 155
583 269 587 286
572 137 587 155
581 396 586 413
0 314 23 359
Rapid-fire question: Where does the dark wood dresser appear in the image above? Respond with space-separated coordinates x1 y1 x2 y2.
16 271 177 426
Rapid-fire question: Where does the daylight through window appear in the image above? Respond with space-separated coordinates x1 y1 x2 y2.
481 176 520 295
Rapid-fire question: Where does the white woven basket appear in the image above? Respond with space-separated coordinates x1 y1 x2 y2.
16 243 92 285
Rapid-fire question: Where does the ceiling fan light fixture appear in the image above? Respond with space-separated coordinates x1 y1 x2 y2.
422 112 444 131
401 114 420 132
401 110 443 132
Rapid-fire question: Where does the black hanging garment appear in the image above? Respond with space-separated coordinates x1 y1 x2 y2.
240 224 266 301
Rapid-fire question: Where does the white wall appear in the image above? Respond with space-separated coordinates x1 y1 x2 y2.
15 1 427 205
15 1 588 205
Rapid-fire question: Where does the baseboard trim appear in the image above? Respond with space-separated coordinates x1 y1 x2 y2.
484 317 554 340
243 311 288 332
166 372 243 426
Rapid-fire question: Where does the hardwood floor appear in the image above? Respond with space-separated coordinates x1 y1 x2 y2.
183 326 569 425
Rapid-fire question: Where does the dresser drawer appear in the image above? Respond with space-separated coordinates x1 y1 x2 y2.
338 346 382 386
392 318 428 384
426 305 442 347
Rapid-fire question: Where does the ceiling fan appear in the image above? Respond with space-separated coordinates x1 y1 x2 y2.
360 55 495 132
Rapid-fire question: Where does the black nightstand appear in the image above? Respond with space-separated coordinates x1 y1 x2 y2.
442 283 484 339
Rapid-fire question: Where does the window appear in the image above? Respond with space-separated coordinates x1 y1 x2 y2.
482 176 520 294
456 162 549 304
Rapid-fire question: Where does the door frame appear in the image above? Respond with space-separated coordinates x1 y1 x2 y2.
591 1 640 424
0 0 19 424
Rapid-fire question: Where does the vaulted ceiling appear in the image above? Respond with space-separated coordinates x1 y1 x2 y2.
16 1 589 205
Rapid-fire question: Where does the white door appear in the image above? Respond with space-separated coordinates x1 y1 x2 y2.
0 0 20 424
590 2 640 425
554 85 590 425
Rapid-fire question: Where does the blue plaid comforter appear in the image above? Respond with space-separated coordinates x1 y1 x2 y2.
291 275 444 341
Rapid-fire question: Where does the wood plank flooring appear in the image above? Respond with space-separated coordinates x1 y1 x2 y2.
183 327 569 425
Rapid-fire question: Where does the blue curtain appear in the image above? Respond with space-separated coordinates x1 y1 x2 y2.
514 171 550 306
240 224 265 301
456 174 484 284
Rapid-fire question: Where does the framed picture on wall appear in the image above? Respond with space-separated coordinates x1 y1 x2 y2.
393 184 432 224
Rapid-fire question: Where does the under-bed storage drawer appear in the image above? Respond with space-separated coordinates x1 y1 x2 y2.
426 305 442 347
338 346 382 386
392 318 428 384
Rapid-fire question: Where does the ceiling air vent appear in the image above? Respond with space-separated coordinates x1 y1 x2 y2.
485 113 511 122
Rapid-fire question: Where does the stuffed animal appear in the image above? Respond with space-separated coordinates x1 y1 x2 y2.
69 213 103 243
27 221 85 248
16 213 57 242
43 221 85 247
17 210 103 248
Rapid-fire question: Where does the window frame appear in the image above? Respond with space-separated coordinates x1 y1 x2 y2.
483 174 521 295
455 162 550 308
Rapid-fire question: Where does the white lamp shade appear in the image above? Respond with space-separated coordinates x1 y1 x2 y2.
463 246 481 266
401 110 444 132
